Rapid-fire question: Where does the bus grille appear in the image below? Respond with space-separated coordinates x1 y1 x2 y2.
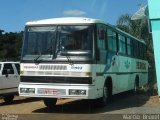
20 76 92 84
23 71 86 77
39 65 67 70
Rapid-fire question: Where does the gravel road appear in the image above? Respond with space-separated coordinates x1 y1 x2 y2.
0 92 160 120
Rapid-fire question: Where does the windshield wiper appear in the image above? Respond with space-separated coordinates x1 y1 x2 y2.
47 46 53 56
34 54 42 62
34 46 53 62
66 55 74 65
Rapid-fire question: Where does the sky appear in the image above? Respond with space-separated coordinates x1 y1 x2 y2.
0 0 147 32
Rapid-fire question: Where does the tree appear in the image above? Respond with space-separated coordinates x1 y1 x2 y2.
0 30 23 61
116 14 150 39
0 29 4 35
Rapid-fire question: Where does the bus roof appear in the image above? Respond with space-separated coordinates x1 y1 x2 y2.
114 26 146 44
26 17 145 44
26 17 105 25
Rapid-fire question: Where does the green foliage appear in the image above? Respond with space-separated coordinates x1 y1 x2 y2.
0 30 23 61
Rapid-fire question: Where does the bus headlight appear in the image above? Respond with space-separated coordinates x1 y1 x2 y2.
69 89 86 95
85 72 92 77
20 88 35 94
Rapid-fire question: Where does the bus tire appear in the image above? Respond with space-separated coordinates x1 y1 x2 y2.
3 95 14 104
43 98 57 110
134 77 139 93
97 83 110 107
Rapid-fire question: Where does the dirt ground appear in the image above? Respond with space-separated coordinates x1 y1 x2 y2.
0 92 160 120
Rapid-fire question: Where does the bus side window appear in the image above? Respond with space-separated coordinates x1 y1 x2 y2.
139 43 142 58
144 46 147 60
105 30 108 50
141 45 144 59
97 24 108 63
127 38 131 56
107 29 117 52
118 34 126 54
131 40 134 57
135 42 139 58
132 40 137 57
97 26 105 50
98 28 105 40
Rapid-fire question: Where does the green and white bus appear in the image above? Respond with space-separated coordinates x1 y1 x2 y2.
19 17 148 108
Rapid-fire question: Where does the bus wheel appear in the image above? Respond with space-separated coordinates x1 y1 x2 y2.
3 95 14 104
134 78 139 93
97 83 109 107
43 98 57 110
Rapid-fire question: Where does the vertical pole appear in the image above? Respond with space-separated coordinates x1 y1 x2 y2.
148 0 160 96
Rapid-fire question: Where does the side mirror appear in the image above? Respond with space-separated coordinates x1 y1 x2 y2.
98 29 105 40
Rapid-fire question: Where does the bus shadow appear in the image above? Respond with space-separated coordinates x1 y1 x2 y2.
94 91 150 114
34 99 93 114
0 97 41 106
33 91 150 114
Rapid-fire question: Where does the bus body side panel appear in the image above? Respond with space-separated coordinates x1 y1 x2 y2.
101 55 148 94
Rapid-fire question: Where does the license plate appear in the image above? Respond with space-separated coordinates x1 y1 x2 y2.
38 88 60 95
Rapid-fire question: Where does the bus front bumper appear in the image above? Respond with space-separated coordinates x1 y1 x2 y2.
18 83 100 99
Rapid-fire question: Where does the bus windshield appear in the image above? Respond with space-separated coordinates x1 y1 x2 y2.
22 26 57 61
21 25 94 61
56 25 93 54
